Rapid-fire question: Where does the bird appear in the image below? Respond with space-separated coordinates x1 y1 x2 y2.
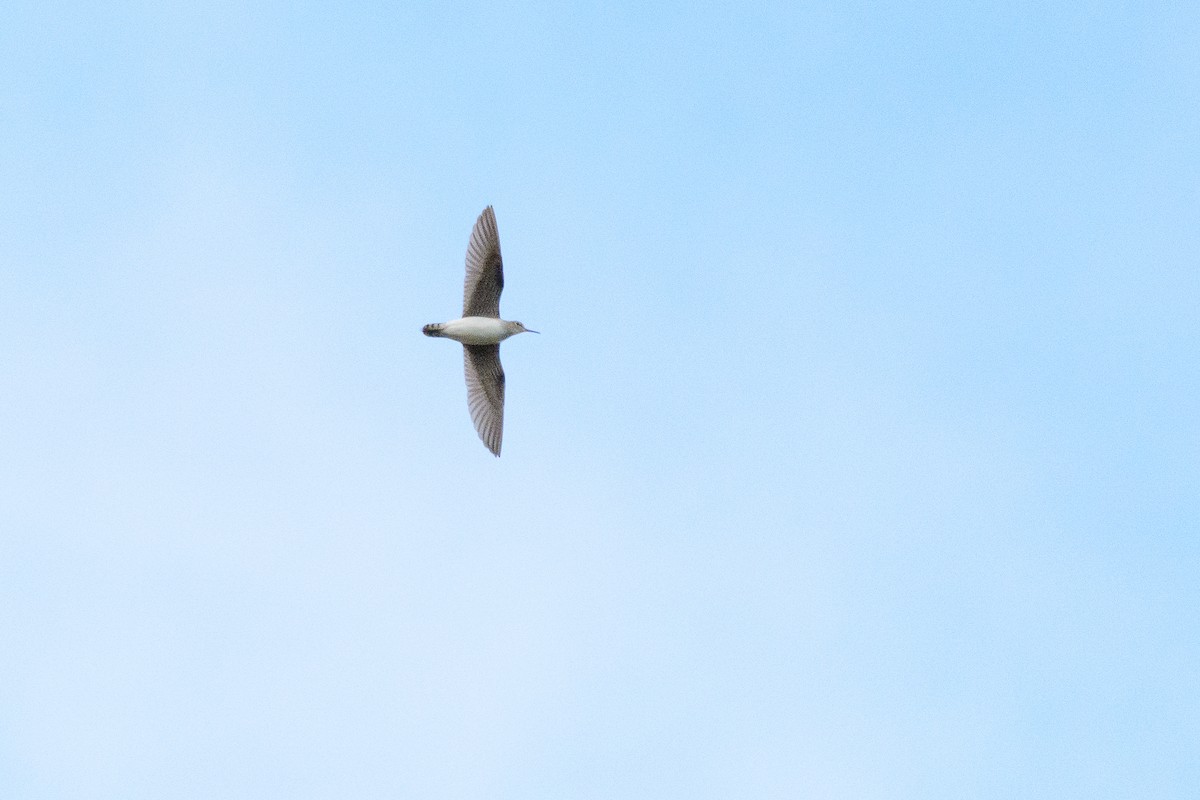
423 206 537 457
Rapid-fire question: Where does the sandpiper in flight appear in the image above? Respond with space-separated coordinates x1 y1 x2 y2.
423 206 538 456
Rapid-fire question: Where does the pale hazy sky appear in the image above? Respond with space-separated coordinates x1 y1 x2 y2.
2 2 1198 798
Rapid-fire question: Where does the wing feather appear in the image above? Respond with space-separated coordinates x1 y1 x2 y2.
463 206 504 318
463 344 504 456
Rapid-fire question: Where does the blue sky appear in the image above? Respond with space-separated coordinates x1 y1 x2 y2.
2 1 1197 797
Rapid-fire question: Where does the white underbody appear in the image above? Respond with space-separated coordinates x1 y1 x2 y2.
437 316 518 345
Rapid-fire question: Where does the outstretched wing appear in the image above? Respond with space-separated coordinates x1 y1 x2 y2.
463 206 504 318
464 344 504 456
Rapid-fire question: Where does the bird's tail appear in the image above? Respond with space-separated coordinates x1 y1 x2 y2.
422 323 445 337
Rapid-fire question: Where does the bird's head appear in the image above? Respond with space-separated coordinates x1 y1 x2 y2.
509 321 539 335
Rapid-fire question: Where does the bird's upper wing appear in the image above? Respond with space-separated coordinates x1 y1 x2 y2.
463 206 504 318
464 343 505 456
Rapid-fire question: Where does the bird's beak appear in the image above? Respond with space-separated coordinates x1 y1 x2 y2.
526 328 540 334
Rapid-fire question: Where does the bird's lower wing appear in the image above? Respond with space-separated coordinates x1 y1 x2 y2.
464 344 505 456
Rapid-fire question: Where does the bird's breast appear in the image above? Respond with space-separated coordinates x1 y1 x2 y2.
437 317 513 345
